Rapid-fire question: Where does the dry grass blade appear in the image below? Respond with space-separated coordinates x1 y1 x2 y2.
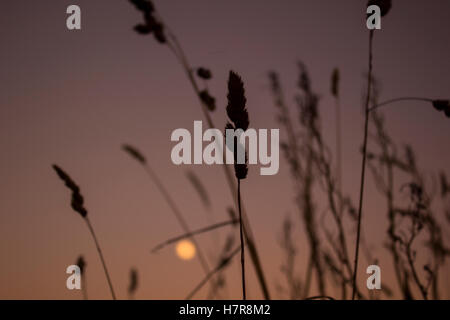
77 255 86 275
226 70 249 300
278 216 302 299
440 172 449 197
331 68 339 99
123 144 147 165
199 90 216 111
52 165 87 218
226 207 238 226
128 2 270 298
52 165 116 299
186 246 241 300
122 144 215 292
331 67 342 194
186 170 211 209
128 268 139 299
368 97 449 118
76 255 87 300
352 29 375 300
151 219 238 253
227 71 249 132
353 3 393 299
269 71 316 297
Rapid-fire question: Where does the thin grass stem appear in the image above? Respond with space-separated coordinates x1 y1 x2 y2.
151 219 237 253
85 217 116 300
352 30 374 300
368 97 433 112
162 25 270 299
142 165 212 277
237 179 246 300
186 246 241 300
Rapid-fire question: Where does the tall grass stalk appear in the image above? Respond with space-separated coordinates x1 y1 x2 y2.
52 165 116 300
128 1 270 298
331 67 346 298
331 68 342 193
352 30 374 300
237 179 246 299
226 70 250 299
85 217 117 300
166 28 270 300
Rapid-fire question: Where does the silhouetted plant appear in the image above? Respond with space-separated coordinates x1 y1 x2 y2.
129 0 166 43
199 90 216 111
151 219 237 253
278 216 302 299
122 0 450 301
128 268 139 299
197 67 212 80
52 165 116 299
331 68 342 194
186 238 240 300
367 88 450 299
225 70 249 300
122 144 212 280
206 232 238 299
76 255 87 300
127 0 270 299
186 170 212 210
369 98 450 119
270 63 372 299
269 65 327 297
352 0 392 299
440 172 450 198
353 1 448 300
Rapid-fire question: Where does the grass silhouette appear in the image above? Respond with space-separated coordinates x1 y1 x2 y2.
151 219 237 253
76 255 87 300
128 268 139 300
52 165 116 300
45 0 450 300
128 0 271 299
121 144 213 282
225 70 250 300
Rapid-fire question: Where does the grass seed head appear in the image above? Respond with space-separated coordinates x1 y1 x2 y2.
52 165 88 218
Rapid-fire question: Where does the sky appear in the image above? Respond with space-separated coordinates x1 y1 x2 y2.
0 0 449 299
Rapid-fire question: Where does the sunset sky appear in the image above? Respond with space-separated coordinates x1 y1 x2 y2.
0 0 449 299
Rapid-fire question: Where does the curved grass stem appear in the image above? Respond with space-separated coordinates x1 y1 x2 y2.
186 246 241 300
369 97 433 112
142 165 212 277
238 179 246 300
85 217 116 300
352 30 374 300
151 219 237 253
162 24 270 299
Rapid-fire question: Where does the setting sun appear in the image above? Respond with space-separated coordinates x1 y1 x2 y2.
175 240 196 261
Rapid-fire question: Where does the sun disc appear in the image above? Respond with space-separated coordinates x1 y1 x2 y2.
175 240 196 260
